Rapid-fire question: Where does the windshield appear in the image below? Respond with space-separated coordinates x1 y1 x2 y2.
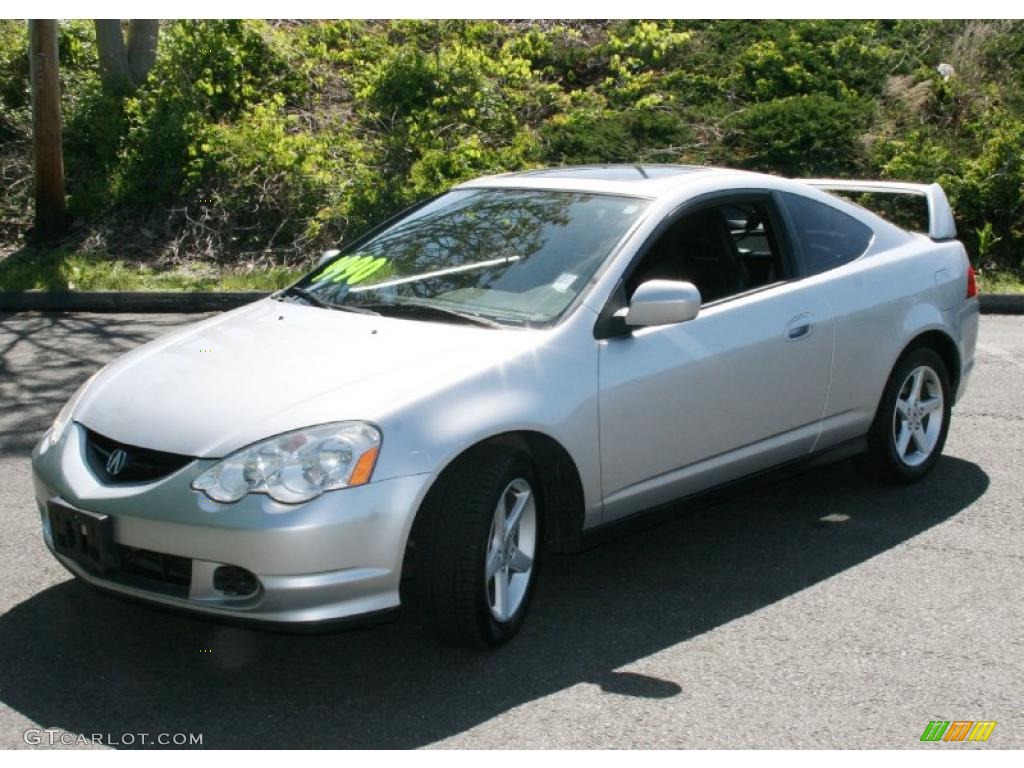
290 188 649 327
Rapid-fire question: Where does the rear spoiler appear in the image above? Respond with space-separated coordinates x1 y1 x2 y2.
801 179 957 241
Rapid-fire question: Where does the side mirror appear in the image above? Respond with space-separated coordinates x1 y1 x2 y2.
621 280 701 327
316 249 340 268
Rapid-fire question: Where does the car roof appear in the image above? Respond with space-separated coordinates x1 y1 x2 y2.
455 163 915 248
456 164 779 198
508 164 705 181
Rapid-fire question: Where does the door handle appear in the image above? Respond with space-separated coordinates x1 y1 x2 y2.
786 313 814 341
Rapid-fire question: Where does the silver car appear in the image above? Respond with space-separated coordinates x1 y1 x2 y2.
31 165 979 646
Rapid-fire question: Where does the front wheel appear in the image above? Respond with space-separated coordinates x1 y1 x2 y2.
411 445 541 647
861 347 952 483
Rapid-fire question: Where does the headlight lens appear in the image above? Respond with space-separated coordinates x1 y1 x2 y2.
192 422 381 504
45 373 97 449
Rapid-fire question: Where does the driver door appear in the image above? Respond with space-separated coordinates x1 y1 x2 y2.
597 194 833 522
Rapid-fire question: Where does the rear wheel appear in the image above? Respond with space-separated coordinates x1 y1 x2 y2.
861 347 952 483
410 445 541 647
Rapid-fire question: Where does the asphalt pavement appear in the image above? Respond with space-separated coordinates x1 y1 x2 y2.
0 311 1020 749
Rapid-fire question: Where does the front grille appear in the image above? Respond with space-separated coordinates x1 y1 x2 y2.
115 545 192 598
84 428 194 484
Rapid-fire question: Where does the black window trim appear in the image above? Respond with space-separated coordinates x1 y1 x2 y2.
594 189 798 339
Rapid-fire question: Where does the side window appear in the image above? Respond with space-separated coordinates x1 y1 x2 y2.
720 202 786 289
626 200 786 304
781 192 873 276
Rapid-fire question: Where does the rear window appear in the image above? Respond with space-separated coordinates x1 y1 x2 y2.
782 192 874 276
826 190 929 234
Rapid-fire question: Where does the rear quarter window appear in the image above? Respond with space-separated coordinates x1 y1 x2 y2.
782 192 874 276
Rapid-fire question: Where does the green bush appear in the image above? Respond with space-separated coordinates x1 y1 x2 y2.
541 108 690 164
725 94 873 176
0 20 29 120
113 20 309 204
734 23 891 101
0 19 1021 282
187 96 369 257
356 39 545 208
954 114 1024 266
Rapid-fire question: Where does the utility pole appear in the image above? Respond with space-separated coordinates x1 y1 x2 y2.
29 19 67 241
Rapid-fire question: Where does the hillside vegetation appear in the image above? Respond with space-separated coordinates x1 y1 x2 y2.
1 19 1022 290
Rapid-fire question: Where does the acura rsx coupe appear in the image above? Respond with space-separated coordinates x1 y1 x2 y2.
32 165 979 647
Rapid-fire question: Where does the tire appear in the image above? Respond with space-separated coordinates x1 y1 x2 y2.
409 444 542 648
860 346 952 484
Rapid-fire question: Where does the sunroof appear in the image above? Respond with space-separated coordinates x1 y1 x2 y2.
511 165 704 181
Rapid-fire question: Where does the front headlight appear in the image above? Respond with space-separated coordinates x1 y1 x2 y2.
192 422 381 504
44 372 98 450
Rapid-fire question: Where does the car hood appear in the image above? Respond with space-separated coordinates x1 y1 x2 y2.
75 298 542 458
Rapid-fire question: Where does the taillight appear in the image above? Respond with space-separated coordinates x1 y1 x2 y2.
966 262 978 299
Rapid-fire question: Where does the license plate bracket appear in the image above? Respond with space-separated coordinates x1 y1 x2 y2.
48 500 117 573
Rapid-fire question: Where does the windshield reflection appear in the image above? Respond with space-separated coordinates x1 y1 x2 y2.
297 189 649 326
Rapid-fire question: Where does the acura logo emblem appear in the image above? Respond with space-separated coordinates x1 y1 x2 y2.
105 448 129 476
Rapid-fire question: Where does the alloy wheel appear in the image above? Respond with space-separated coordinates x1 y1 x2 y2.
484 477 537 622
892 365 944 467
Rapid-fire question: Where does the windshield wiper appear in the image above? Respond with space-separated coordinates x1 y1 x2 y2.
352 301 507 328
277 286 379 315
279 288 507 326
277 285 331 308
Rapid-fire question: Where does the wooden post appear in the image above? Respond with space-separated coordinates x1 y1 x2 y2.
29 19 66 241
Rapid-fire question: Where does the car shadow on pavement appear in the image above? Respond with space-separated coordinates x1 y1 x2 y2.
0 454 988 748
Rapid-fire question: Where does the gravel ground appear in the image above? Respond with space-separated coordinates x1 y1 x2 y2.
0 311 1020 749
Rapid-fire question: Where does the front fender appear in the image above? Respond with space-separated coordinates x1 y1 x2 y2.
372 311 603 525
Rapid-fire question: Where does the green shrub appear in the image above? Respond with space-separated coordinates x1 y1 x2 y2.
113 20 309 204
954 114 1024 266
355 39 545 209
0 20 28 118
1 19 1022 282
724 93 873 176
540 108 690 164
187 96 370 257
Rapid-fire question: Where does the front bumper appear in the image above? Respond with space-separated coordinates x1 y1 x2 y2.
32 423 432 625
